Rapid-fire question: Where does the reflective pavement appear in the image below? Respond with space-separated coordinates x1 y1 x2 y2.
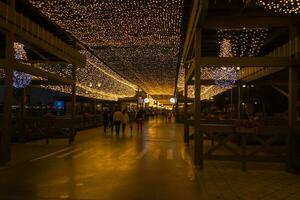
0 117 201 200
1 117 300 200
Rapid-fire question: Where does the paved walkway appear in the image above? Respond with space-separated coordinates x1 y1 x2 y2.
0 117 299 200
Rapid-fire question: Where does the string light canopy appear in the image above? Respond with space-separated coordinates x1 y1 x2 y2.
29 0 185 96
38 50 138 101
13 42 32 88
256 0 300 14
177 28 268 100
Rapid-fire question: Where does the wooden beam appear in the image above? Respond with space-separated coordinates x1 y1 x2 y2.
14 62 74 85
1 32 13 165
194 28 203 168
70 65 77 144
184 64 189 143
185 62 195 84
287 25 298 172
202 16 299 29
181 0 208 64
28 60 69 66
198 57 291 67
0 2 86 67
187 79 246 86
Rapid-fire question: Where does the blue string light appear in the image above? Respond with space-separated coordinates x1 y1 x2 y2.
13 43 32 88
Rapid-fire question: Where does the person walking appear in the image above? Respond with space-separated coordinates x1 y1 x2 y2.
113 108 123 136
128 110 135 136
109 110 114 135
122 110 129 136
136 109 144 134
102 109 109 135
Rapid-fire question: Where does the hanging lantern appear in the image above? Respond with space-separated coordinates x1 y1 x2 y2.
13 42 32 88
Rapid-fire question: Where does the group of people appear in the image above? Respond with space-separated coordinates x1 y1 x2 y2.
102 108 144 136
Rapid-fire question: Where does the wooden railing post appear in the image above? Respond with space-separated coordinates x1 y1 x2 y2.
70 65 77 144
184 65 189 144
194 28 203 168
287 25 298 172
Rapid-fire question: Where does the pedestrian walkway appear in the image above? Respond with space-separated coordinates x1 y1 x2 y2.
0 117 300 200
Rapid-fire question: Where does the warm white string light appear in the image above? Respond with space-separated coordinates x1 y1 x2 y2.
256 0 300 14
177 28 268 100
29 0 185 96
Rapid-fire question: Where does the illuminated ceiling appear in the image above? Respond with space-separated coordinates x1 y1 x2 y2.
29 0 185 96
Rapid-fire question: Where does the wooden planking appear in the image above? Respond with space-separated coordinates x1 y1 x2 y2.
202 16 299 29
181 0 208 64
185 61 195 84
198 57 291 67
0 2 85 67
14 62 74 85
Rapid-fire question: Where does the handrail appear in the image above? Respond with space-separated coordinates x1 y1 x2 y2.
0 2 86 68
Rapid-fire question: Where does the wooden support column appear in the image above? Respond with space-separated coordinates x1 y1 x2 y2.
19 88 26 142
69 65 76 144
287 25 298 171
238 86 241 120
0 31 14 165
287 27 298 170
194 28 203 168
175 94 179 122
184 65 189 143
230 88 233 119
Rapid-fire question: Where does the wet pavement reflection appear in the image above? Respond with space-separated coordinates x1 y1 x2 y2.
0 117 201 200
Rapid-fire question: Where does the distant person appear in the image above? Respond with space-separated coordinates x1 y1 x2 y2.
128 110 135 136
102 109 109 135
113 109 123 136
109 110 114 135
122 110 129 136
136 109 144 133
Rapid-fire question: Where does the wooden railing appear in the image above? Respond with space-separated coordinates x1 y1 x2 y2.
0 2 85 67
12 115 103 144
185 120 288 170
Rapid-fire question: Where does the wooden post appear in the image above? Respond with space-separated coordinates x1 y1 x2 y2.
175 94 179 122
69 65 76 144
238 85 241 120
194 28 203 168
286 26 298 171
0 32 14 165
20 88 26 142
184 66 189 143
230 88 233 119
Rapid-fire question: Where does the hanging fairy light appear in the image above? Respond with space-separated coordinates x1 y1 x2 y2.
213 38 238 88
177 28 268 100
13 42 32 88
38 50 137 101
213 67 238 89
256 0 300 14
28 0 184 96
